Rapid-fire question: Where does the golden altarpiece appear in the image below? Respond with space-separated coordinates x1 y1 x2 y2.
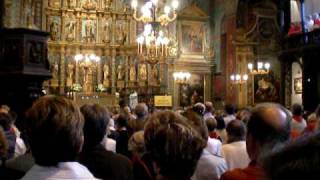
41 0 171 106
3 1 215 108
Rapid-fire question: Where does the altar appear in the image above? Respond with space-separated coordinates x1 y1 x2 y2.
69 93 119 111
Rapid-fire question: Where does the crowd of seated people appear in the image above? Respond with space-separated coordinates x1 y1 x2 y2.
1 96 320 179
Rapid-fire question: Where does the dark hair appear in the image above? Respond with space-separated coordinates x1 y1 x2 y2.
80 104 110 149
225 104 236 115
144 111 206 179
25 96 84 166
315 104 320 118
206 118 217 132
263 132 320 179
292 103 303 116
226 120 246 143
247 103 291 147
135 103 148 119
192 103 205 116
216 116 226 130
0 113 13 131
116 114 129 128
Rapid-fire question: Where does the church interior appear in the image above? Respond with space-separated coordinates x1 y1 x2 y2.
1 0 320 179
0 0 319 115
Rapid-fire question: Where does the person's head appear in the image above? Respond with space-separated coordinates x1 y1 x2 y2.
128 131 145 156
0 112 13 131
0 105 10 114
292 103 303 116
116 114 129 129
206 118 217 132
80 104 110 149
144 111 206 180
204 101 214 114
123 106 131 114
25 96 84 166
184 108 208 141
246 103 291 162
226 120 246 143
192 103 205 116
236 108 251 124
135 103 148 119
225 104 236 115
263 132 320 179
216 116 226 130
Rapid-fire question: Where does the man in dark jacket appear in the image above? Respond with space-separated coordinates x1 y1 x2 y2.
79 104 133 180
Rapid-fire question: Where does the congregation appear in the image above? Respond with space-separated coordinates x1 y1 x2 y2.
0 96 320 180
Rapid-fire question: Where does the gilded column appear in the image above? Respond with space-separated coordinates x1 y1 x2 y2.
59 45 66 94
111 49 116 93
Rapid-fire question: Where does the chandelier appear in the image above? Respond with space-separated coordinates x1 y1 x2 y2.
247 62 270 75
230 74 248 84
173 71 191 84
131 0 179 26
131 0 178 64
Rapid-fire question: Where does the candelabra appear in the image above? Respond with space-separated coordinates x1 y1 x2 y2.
247 62 270 75
173 71 191 84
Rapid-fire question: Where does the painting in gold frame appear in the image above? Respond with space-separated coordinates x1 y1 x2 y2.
294 77 302 94
181 22 204 54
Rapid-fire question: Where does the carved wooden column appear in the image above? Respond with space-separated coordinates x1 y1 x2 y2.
0 28 50 127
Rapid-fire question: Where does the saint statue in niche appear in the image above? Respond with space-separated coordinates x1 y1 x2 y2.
51 61 59 80
117 64 124 80
67 0 76 9
105 0 112 9
102 19 111 43
50 20 59 41
116 22 127 45
103 63 109 80
65 19 76 41
151 65 158 83
139 64 147 81
129 65 136 81
67 62 74 86
85 20 95 42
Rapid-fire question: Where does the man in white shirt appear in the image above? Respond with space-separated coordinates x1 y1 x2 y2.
21 96 97 180
222 120 250 170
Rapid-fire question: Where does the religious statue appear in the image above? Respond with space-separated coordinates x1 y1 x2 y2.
24 0 37 29
51 61 59 80
105 0 112 9
103 63 109 80
82 0 97 10
129 65 136 81
117 64 124 80
50 20 59 41
151 66 158 83
102 19 111 43
67 62 74 86
81 65 93 93
116 22 127 45
85 20 95 42
139 64 147 81
65 20 76 41
67 0 76 9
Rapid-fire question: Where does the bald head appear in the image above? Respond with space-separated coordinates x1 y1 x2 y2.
247 103 291 146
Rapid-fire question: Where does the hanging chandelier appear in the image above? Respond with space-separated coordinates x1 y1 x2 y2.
131 0 179 64
131 0 179 26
